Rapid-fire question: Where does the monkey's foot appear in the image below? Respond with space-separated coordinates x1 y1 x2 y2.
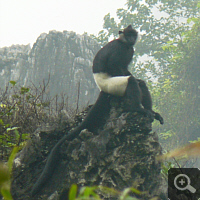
154 112 164 124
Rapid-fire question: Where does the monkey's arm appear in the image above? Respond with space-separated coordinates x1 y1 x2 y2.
93 43 113 74
137 79 164 125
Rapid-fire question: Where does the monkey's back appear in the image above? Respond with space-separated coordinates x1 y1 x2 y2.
92 39 134 77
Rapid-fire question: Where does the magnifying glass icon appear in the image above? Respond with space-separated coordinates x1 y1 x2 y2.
174 174 196 193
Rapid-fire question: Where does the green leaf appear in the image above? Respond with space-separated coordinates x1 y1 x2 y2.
1 184 13 200
98 186 119 196
0 103 6 108
130 188 141 195
68 184 77 200
20 87 30 94
187 17 198 23
9 81 16 86
14 130 20 141
120 188 131 200
4 124 11 128
0 163 9 187
0 119 4 125
6 127 19 133
21 133 30 140
7 147 19 173
79 186 101 199
0 148 17 200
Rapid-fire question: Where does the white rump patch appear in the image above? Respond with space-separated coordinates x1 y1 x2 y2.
93 73 130 96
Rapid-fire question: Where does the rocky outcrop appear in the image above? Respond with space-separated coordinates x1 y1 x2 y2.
0 31 100 107
0 44 30 84
11 97 167 200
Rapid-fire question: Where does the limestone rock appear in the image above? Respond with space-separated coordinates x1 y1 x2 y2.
0 31 100 107
11 99 166 200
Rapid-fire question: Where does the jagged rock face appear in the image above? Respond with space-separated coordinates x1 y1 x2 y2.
0 44 31 85
11 98 166 200
0 31 100 107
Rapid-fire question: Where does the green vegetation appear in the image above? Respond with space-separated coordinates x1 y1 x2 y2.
0 80 72 199
0 80 72 161
0 147 19 200
68 184 143 200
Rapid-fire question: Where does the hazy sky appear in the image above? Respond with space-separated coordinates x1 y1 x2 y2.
0 0 127 48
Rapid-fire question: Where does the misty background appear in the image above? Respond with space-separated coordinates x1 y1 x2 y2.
0 0 126 47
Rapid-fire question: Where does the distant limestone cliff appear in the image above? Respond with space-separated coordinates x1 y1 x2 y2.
0 31 100 107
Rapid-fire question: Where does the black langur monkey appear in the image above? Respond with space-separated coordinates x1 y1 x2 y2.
92 25 163 122
30 25 163 196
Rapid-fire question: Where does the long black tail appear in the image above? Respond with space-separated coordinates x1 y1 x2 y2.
30 91 111 196
30 134 68 196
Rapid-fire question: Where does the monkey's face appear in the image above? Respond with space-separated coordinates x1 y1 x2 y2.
124 33 137 46
119 25 138 46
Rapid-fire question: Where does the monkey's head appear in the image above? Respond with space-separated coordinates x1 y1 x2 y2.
119 25 138 46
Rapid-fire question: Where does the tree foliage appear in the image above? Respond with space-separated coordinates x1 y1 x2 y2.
158 16 200 143
93 0 200 146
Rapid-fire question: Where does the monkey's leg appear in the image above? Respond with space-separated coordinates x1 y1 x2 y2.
94 74 153 120
125 76 154 120
74 91 111 133
137 79 164 124
137 79 152 110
